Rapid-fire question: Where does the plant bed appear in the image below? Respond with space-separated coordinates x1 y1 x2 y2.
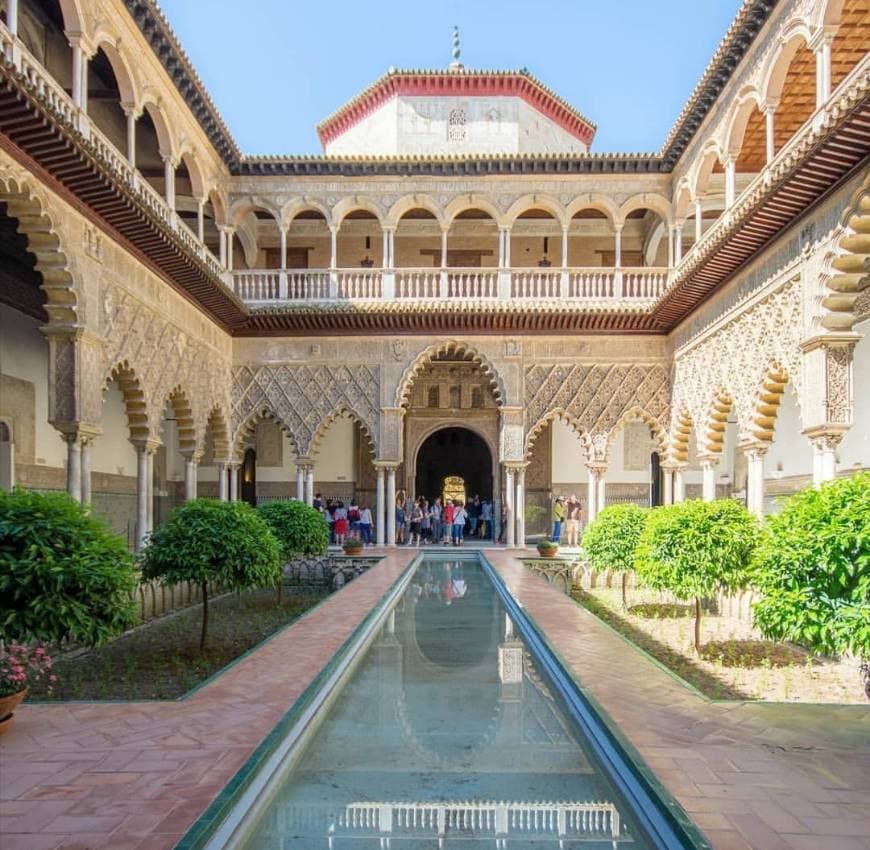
571 586 864 703
28 587 327 702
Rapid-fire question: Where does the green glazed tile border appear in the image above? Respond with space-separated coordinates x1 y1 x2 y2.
174 552 422 850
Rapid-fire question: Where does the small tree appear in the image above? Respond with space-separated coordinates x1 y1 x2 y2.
0 488 137 645
581 503 648 607
257 501 328 602
635 499 758 653
140 499 281 651
752 473 869 665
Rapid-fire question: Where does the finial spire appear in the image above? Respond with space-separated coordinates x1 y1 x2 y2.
449 25 463 71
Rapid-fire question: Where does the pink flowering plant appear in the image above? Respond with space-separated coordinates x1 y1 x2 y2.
0 643 56 697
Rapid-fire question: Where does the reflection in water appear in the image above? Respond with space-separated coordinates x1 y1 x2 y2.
237 559 654 849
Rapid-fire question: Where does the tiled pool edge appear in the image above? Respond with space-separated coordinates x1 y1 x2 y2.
174 552 423 850
478 552 712 850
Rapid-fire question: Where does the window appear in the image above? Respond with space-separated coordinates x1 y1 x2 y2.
427 386 439 408
471 387 483 409
448 108 467 142
449 385 461 408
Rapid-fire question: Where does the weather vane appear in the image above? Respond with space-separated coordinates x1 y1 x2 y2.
449 25 463 71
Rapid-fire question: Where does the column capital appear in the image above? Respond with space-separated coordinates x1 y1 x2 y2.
800 331 860 354
740 440 769 460
373 459 401 470
585 462 608 475
502 461 528 472
696 453 720 469
803 428 845 452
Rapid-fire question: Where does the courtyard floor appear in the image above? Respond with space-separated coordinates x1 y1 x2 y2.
0 548 868 850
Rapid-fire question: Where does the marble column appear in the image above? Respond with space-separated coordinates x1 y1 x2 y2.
386 466 396 546
125 109 137 167
305 466 315 507
764 106 776 164
375 466 385 545
80 438 92 505
724 157 736 209
586 468 598 523
217 463 228 501
809 433 841 487
744 445 767 518
673 467 686 503
596 468 606 514
135 445 149 551
146 450 155 534
8 0 18 36
514 466 525 548
66 436 82 503
163 157 176 209
700 457 718 502
504 466 515 548
184 457 197 500
296 465 305 501
229 463 239 501
662 467 674 506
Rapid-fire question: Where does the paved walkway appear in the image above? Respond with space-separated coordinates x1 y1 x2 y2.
1 548 868 850
0 549 416 850
486 549 870 850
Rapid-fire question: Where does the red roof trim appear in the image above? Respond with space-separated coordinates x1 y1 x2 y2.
317 73 596 148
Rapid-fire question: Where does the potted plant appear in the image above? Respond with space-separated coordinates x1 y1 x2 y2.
343 538 364 555
536 540 560 558
0 644 55 734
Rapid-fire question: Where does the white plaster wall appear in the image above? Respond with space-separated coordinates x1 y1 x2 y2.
91 382 138 476
254 431 297 483
0 303 64 467
313 415 357 481
764 387 814 479
550 419 588 483
325 95 588 156
838 317 870 472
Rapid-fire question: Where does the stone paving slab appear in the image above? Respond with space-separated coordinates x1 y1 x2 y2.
0 549 416 850
485 549 870 850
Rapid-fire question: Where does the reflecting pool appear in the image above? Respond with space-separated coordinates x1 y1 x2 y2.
225 557 669 849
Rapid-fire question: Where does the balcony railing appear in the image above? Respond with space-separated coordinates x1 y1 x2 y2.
232 267 669 305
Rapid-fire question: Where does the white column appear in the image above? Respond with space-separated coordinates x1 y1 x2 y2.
66 436 82 503
745 445 767 518
329 226 338 269
694 199 703 244
504 226 511 268
764 106 776 164
586 468 598 523
163 157 176 209
700 457 717 502
146 450 154 534
724 157 736 209
597 469 606 514
673 467 686 503
815 38 832 106
184 457 197 500
280 227 287 269
514 466 525 548
80 439 92 505
810 434 840 487
375 466 385 545
217 463 228 501
614 226 622 267
561 225 569 268
674 224 683 264
7 0 18 36
125 110 137 167
229 463 239 501
136 445 149 550
662 467 674 506
296 465 305 501
667 225 675 267
305 466 315 506
504 467 515 548
71 44 84 109
197 199 205 243
227 228 235 271
386 466 396 545
441 227 448 268
219 228 227 266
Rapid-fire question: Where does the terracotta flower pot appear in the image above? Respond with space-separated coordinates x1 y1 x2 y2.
343 544 364 556
537 545 559 559
0 688 28 736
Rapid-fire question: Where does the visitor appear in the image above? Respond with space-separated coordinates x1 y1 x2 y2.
395 496 406 545
313 492 323 512
480 499 492 540
552 497 565 543
348 499 361 541
431 497 443 544
420 498 431 543
334 501 348 546
468 495 481 537
499 501 507 543
565 494 582 547
359 503 373 545
326 499 336 545
410 500 423 546
443 499 455 544
452 501 467 546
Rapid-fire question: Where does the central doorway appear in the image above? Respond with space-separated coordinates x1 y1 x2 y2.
415 427 493 504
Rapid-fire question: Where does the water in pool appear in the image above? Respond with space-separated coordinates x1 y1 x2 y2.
235 557 657 849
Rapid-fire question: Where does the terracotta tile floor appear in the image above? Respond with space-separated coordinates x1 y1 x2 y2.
1 548 868 850
486 549 870 850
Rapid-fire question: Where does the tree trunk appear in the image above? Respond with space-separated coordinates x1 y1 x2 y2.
621 572 629 609
200 582 209 653
694 597 702 654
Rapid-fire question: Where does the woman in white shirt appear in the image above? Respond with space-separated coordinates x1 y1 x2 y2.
451 503 467 546
359 504 373 545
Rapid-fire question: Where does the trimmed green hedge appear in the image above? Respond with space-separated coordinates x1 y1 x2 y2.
258 500 328 559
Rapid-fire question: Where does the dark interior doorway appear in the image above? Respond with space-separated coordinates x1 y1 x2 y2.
650 451 662 507
241 448 256 506
415 427 492 504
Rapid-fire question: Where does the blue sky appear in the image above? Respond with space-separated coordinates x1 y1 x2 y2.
159 0 743 155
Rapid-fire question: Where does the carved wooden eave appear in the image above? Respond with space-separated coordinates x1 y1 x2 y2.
0 53 248 332
652 72 870 330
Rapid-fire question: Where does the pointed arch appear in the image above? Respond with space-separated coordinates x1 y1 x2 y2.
204 403 233 463
163 386 196 456
525 409 591 458
699 390 735 456
386 194 445 228
0 171 79 325
608 406 668 453
308 406 377 460
668 407 695 463
395 340 507 408
746 363 790 445
104 360 150 444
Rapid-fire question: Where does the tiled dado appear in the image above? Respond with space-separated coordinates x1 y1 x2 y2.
0 549 417 850
485 550 870 850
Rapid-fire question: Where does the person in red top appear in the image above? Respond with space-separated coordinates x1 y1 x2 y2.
443 500 455 544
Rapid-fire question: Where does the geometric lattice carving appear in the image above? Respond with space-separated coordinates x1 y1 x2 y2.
232 364 380 457
524 363 670 452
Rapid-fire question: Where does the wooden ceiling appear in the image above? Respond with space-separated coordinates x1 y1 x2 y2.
831 0 870 89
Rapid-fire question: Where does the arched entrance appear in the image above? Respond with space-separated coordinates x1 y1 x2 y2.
415 427 493 504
